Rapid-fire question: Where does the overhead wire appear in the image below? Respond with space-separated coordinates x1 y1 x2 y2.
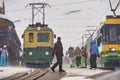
96 0 118 25
109 0 120 16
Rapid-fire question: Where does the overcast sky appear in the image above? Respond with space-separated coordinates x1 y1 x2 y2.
4 0 120 53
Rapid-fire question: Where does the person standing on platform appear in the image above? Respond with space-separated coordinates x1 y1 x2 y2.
74 46 82 68
0 45 8 66
51 37 65 72
89 43 93 69
81 46 88 68
90 40 99 69
66 47 75 68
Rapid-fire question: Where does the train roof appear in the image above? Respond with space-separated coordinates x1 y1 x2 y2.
104 15 120 24
25 26 53 32
0 14 15 28
25 23 53 32
106 15 120 19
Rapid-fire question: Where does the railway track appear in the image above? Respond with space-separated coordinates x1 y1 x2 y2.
0 69 66 80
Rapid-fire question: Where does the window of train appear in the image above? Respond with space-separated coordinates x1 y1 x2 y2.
29 33 34 42
37 33 49 42
0 33 6 40
109 27 117 42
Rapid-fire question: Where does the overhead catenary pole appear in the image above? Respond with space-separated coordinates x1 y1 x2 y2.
43 4 45 25
27 3 51 25
32 4 34 24
0 0 5 14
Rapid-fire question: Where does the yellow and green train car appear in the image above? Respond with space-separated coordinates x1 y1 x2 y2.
100 15 120 68
22 23 54 67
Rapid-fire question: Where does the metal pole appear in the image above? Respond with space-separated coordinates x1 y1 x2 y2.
32 5 34 24
27 3 50 25
43 4 45 25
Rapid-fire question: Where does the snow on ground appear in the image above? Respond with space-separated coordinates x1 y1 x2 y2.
61 64 112 80
64 67 108 76
61 76 92 80
0 66 32 79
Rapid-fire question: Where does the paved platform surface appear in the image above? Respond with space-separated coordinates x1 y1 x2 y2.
0 66 32 79
61 65 112 80
0 65 113 80
96 70 120 80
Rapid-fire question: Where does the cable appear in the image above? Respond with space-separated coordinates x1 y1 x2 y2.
109 0 120 16
96 0 118 24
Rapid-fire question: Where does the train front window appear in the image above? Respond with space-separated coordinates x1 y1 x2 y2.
109 27 117 42
37 33 49 42
102 24 120 44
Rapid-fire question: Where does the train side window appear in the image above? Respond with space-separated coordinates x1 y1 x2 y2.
29 33 34 42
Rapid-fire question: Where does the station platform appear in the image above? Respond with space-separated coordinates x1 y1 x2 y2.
0 65 112 80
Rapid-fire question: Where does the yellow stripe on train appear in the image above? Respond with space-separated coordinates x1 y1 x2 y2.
101 54 120 57
102 44 120 51
104 19 120 24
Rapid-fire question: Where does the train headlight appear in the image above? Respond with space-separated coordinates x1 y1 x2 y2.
29 52 32 55
110 48 116 52
37 27 41 30
45 51 49 55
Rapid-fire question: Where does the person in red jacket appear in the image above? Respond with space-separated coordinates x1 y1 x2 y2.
51 37 65 72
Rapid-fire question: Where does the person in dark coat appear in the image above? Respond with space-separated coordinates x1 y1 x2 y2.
89 43 93 69
90 40 99 69
51 37 65 72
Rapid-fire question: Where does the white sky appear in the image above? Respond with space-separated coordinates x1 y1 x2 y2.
3 0 120 53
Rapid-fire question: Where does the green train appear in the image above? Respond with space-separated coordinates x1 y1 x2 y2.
100 15 120 68
86 15 120 68
22 23 54 67
22 3 55 67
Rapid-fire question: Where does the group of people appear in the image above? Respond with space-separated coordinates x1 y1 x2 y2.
50 36 99 72
0 45 8 66
66 46 87 68
66 40 99 69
